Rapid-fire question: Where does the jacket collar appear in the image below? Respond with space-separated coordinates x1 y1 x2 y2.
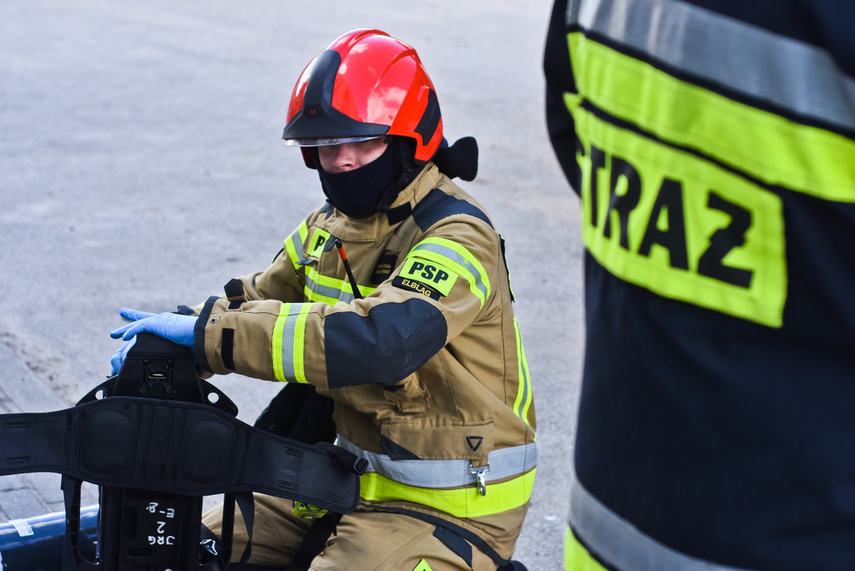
387 163 443 213
319 163 443 242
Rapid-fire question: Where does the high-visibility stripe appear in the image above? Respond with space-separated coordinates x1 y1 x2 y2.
339 437 537 488
283 221 310 270
409 238 490 308
569 0 855 132
340 437 536 518
567 30 855 203
359 469 535 520
304 266 375 305
272 304 287 381
564 526 606 571
512 318 534 427
272 303 311 383
569 100 788 327
569 477 751 571
283 222 378 303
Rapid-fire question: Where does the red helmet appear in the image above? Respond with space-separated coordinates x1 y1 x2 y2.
282 29 443 167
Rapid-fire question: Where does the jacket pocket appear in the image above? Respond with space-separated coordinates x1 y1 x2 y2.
380 417 494 463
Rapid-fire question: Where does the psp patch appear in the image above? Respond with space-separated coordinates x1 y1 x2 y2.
393 258 458 301
307 228 332 259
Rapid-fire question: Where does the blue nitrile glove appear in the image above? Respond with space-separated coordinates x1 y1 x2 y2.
109 307 154 374
110 336 136 375
109 307 197 374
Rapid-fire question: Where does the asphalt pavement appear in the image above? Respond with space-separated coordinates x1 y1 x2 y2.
0 1 585 568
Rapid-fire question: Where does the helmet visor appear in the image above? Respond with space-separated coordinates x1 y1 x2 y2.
283 134 384 147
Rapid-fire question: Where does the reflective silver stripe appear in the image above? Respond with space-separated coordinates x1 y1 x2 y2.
287 229 311 267
570 474 753 571
304 272 375 304
338 436 537 489
304 274 354 303
275 304 302 382
568 0 855 131
273 302 311 383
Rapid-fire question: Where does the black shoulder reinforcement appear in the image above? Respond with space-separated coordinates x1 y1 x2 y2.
412 188 493 231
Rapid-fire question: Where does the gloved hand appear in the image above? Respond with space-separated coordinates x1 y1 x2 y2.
109 307 197 374
110 336 136 375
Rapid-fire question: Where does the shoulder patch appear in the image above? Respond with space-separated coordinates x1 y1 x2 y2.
393 257 458 300
393 276 441 300
307 228 332 259
412 188 492 231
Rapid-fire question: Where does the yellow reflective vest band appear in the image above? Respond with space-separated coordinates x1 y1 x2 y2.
272 302 311 383
568 31 855 202
359 468 536 519
409 238 491 308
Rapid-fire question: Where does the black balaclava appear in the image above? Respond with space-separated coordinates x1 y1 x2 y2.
317 136 424 220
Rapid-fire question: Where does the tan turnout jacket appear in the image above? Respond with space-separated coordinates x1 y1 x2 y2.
196 163 536 559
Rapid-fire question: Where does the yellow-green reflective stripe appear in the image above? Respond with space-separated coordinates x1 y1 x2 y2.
570 0 855 131
565 526 607 571
359 468 535 519
409 238 490 308
272 304 287 381
283 221 310 270
272 303 311 383
304 266 375 305
569 32 855 202
513 318 533 427
569 98 787 328
413 560 433 571
303 286 340 306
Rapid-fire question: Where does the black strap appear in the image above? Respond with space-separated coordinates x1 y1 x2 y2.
284 512 342 571
0 397 360 513
363 505 526 570
222 328 236 370
433 526 472 568
233 492 256 568
224 278 246 309
61 477 98 571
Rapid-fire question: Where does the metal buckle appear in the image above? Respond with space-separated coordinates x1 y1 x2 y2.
469 462 491 496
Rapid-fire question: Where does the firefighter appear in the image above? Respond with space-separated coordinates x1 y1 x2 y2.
544 0 855 569
111 29 535 571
